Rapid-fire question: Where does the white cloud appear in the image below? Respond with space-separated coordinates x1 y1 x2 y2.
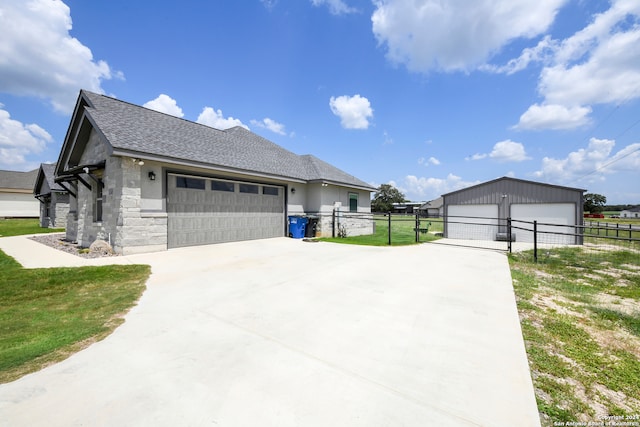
489 140 530 162
465 153 487 161
311 0 357 15
329 94 373 129
261 0 278 10
371 0 566 73
515 104 592 130
0 0 119 114
418 156 440 166
196 107 249 130
0 106 52 169
403 173 480 200
509 0 640 130
533 137 640 184
466 140 530 162
143 94 184 118
250 118 287 135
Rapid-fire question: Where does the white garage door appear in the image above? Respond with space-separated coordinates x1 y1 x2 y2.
447 204 499 241
167 174 285 248
0 193 39 218
511 203 576 245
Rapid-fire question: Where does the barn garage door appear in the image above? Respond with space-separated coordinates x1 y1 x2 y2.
0 193 39 217
167 174 285 248
447 204 499 240
511 203 576 245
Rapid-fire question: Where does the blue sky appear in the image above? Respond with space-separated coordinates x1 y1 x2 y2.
1 0 639 204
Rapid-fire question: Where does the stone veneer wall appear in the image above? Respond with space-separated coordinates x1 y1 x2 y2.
314 210 374 237
50 193 69 228
72 128 168 254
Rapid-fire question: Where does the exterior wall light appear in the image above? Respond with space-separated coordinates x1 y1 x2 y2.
291 187 296 194
148 171 156 181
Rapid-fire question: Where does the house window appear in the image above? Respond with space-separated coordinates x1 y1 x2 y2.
94 179 103 222
239 183 259 194
176 176 205 189
349 193 358 212
263 186 279 196
211 180 235 192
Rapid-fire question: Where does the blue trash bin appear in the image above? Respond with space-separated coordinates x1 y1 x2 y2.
288 216 308 239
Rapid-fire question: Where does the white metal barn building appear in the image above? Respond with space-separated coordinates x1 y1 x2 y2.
442 177 585 245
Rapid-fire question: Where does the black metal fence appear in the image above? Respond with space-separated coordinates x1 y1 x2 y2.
437 215 640 263
314 211 639 264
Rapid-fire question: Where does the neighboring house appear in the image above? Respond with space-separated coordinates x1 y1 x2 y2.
418 197 443 218
620 206 640 218
34 163 70 228
0 168 39 218
442 177 585 245
54 90 375 254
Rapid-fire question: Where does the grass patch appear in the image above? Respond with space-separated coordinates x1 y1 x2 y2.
319 215 443 246
0 249 150 383
0 218 64 237
509 247 640 426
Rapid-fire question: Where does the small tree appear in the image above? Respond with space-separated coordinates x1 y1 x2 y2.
371 184 406 212
584 193 607 213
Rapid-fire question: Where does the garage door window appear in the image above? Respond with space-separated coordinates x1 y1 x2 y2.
239 183 259 194
176 177 205 190
211 180 235 192
263 186 279 196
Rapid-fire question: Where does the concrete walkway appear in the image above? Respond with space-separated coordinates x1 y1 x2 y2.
0 236 541 426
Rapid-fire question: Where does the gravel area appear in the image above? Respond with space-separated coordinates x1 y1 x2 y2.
29 233 120 259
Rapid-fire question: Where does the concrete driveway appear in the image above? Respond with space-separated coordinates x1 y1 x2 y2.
0 237 540 426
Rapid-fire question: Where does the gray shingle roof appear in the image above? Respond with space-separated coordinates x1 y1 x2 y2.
0 168 38 190
81 91 374 190
35 163 65 195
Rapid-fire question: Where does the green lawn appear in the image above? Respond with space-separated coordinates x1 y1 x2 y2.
319 215 443 246
0 218 64 237
509 247 640 425
0 249 150 383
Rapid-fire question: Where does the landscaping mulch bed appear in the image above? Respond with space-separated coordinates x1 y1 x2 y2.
29 233 119 259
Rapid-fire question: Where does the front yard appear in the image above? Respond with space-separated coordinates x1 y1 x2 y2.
509 247 640 426
0 248 150 383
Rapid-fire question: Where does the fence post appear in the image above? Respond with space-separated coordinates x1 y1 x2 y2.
616 223 619 238
533 220 538 263
388 212 392 246
332 208 336 238
415 213 419 243
507 217 512 253
631 224 633 242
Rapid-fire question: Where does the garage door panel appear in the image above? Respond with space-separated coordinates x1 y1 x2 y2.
167 174 285 248
447 204 499 241
511 203 576 245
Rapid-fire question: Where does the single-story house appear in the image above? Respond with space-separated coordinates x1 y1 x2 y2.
34 163 70 228
442 177 585 245
620 206 640 218
418 197 443 218
0 168 39 218
54 90 375 254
